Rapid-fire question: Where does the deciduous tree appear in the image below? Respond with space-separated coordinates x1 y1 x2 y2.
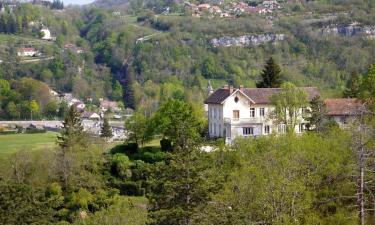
152 99 202 148
270 82 309 133
125 112 152 146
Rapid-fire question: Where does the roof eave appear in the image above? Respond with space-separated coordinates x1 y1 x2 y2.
221 89 256 104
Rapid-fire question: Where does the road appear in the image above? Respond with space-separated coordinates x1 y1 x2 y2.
0 120 125 129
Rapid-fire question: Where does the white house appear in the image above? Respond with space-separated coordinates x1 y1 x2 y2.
100 100 120 112
17 48 38 57
40 27 53 40
82 112 100 120
204 85 320 145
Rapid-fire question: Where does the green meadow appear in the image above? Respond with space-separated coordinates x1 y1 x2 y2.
0 132 58 156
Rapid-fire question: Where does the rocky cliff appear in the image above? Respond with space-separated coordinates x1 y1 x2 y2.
322 23 375 38
210 33 285 47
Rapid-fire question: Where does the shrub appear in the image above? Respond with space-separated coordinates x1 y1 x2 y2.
110 154 132 179
119 181 144 196
160 138 172 152
0 130 18 135
110 143 139 156
25 128 46 134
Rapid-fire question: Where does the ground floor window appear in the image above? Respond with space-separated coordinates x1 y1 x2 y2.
243 127 254 135
278 124 286 133
264 125 270 134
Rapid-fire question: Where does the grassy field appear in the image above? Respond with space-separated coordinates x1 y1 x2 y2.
144 138 161 147
0 132 58 156
0 33 53 44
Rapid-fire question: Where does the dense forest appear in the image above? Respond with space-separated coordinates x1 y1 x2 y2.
0 0 375 119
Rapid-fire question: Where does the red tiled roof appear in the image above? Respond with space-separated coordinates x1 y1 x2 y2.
324 98 364 116
18 48 36 52
204 87 320 104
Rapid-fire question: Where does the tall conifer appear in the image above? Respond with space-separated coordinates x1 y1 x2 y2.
256 57 282 88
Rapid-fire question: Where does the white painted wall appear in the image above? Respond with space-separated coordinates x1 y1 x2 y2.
207 89 308 143
208 104 224 137
222 91 251 119
41 28 52 40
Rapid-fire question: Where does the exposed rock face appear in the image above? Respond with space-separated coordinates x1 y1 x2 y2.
210 33 285 47
322 23 375 38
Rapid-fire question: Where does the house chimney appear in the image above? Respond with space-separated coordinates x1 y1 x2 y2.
223 84 229 89
239 85 244 91
229 85 234 93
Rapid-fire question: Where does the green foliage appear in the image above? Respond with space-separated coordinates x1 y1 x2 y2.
0 77 56 119
344 73 362 98
305 95 327 132
148 147 220 225
125 113 153 146
112 80 123 101
160 138 172 152
360 64 375 107
0 181 55 225
151 99 202 148
57 106 86 150
110 153 133 180
270 82 309 133
29 99 40 120
100 118 113 139
111 143 139 155
124 69 136 109
198 132 356 225
256 57 282 88
73 196 148 225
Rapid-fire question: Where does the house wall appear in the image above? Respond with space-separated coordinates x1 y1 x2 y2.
330 115 357 127
18 51 36 57
222 92 251 119
208 104 224 137
207 89 308 144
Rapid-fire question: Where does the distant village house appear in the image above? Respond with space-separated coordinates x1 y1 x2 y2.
17 48 38 57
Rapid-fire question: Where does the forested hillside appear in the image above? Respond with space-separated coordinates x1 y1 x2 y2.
1 0 375 118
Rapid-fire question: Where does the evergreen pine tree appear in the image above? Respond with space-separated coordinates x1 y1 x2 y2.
56 106 86 189
148 147 218 225
57 106 86 150
100 118 113 139
256 57 282 88
123 67 136 110
305 95 327 132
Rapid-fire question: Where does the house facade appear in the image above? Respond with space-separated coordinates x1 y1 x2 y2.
324 98 364 127
204 85 319 144
17 48 38 57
